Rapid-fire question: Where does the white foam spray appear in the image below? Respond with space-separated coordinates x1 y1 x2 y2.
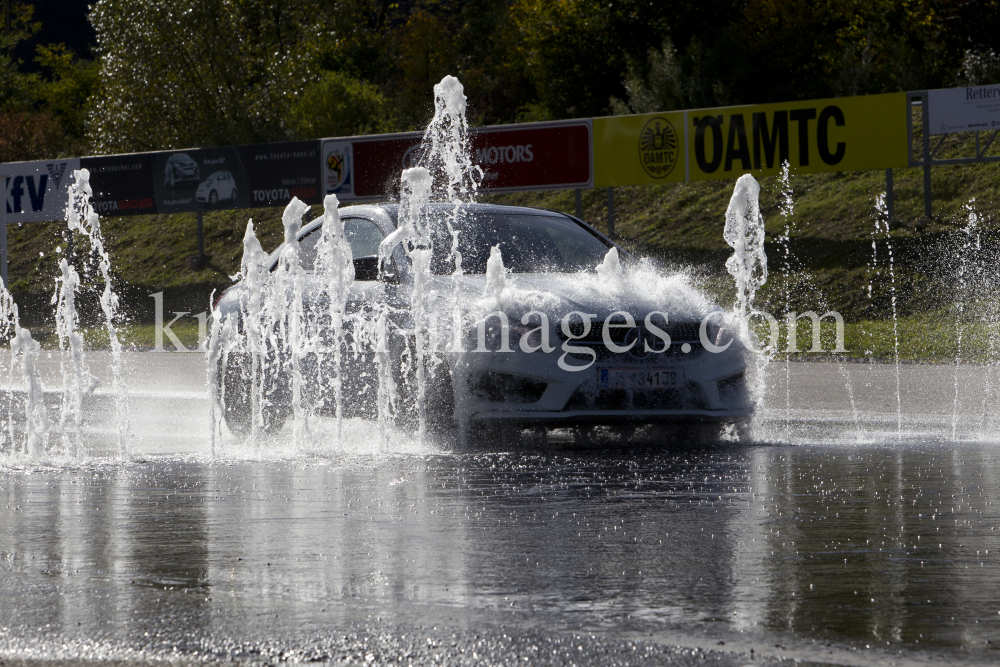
270 198 312 447
953 199 979 440
873 193 901 438
313 194 355 440
596 247 624 283
53 258 96 457
724 175 767 338
724 175 771 431
66 169 129 458
10 324 46 457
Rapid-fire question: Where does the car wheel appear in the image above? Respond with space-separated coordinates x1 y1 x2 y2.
390 337 456 438
209 190 218 205
219 350 290 436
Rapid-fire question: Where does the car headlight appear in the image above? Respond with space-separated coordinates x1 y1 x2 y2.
466 319 538 352
701 312 737 352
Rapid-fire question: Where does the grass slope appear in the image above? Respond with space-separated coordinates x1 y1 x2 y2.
6 153 1000 361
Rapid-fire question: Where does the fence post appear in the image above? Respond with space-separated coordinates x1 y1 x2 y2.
606 187 615 238
921 92 932 218
190 211 207 270
197 210 205 257
886 168 894 222
574 188 582 219
0 175 7 289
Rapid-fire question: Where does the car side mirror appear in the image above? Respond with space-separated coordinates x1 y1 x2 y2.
353 256 379 281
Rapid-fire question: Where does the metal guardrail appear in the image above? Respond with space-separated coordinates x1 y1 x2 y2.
907 91 1000 218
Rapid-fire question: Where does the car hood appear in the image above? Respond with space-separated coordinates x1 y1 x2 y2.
426 264 719 323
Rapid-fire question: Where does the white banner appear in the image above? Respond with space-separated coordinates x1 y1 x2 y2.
2 158 81 223
927 84 1000 135
321 140 355 201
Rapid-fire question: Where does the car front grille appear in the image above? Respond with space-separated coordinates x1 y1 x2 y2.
555 321 704 361
469 372 547 404
562 381 708 412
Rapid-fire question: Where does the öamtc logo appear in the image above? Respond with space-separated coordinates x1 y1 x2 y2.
638 117 679 179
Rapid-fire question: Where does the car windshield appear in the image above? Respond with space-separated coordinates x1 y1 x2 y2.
421 211 613 275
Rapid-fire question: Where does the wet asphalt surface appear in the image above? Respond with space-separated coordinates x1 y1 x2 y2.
3 442 1000 666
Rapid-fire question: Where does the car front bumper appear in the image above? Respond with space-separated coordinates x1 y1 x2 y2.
455 345 752 427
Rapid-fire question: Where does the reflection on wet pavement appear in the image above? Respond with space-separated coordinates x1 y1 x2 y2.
2 444 999 665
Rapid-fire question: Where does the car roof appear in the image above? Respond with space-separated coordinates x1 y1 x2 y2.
373 202 567 224
276 201 594 268
297 202 568 236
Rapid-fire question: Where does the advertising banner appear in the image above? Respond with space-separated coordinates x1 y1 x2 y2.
328 120 593 200
81 153 156 217
928 84 1000 134
594 93 907 185
593 112 686 186
3 158 81 223
686 93 907 181
151 140 320 214
350 133 421 200
321 140 354 199
237 141 320 207
471 121 592 191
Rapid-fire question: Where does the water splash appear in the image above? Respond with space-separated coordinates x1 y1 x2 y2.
10 324 46 457
52 258 96 457
874 193 901 438
724 174 770 431
777 163 794 437
313 194 355 441
66 169 130 458
596 247 624 282
485 245 508 305
724 175 767 340
272 198 312 447
953 200 979 440
419 75 483 200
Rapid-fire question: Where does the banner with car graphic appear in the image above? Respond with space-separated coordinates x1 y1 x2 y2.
2 140 321 222
153 141 320 214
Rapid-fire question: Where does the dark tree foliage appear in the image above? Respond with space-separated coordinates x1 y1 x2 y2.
2 0 998 156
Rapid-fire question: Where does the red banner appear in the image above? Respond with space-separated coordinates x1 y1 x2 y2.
326 120 592 200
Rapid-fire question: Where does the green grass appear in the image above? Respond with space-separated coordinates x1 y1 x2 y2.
33 319 206 351
744 307 1000 364
4 138 999 365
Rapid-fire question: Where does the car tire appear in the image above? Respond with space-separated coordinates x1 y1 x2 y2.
390 337 456 438
219 350 290 436
209 190 218 205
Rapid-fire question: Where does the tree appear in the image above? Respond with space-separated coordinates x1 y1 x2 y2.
510 0 669 119
87 0 324 153
286 71 392 139
0 2 42 112
33 44 98 152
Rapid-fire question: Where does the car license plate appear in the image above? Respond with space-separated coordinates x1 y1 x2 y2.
598 367 682 390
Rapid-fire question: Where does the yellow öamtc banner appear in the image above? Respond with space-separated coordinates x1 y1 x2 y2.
594 112 686 187
594 93 907 186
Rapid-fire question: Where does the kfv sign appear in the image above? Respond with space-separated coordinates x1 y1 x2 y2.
3 158 81 222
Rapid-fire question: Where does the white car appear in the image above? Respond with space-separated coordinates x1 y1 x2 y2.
164 153 199 187
196 171 238 205
214 203 751 443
